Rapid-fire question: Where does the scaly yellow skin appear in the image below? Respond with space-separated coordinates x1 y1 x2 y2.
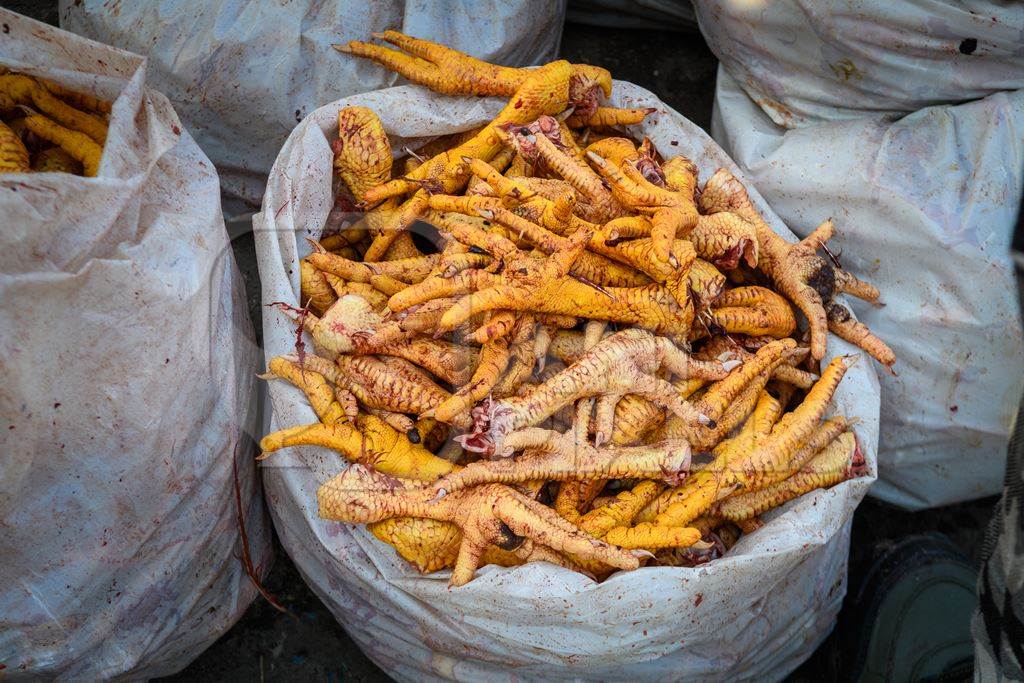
427 428 690 497
688 259 727 308
326 278 389 310
21 115 102 176
307 244 409 294
304 297 478 385
468 310 518 344
693 338 796 424
586 149 700 265
338 30 611 100
31 146 83 174
733 355 853 489
267 356 349 426
387 268 502 312
429 200 649 290
600 523 703 550
428 334 511 424
503 117 626 222
583 234 697 306
334 386 359 422
700 168 885 363
456 328 726 456
632 354 854 533
647 339 793 457
550 323 610 523
317 465 640 586
689 212 759 270
362 194 431 262
291 352 451 417
553 479 607 524
0 120 30 173
260 411 465 571
567 106 655 128
491 317 540 397
0 74 108 143
438 273 697 337
583 136 640 166
459 201 654 288
382 231 423 260
693 286 797 340
827 302 896 372
39 77 112 114
300 259 337 315
260 414 455 481
578 479 665 538
545 313 692 451
263 35 880 580
606 377 705 446
588 201 753 286
632 391 784 528
333 106 392 202
712 431 859 521
364 407 415 434
358 60 575 208
756 416 852 490
698 335 815 384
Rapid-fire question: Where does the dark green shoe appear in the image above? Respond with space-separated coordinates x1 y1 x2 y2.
845 533 977 682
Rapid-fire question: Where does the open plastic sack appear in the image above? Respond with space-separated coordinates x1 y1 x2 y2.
254 80 881 680
693 0 1024 127
59 0 567 210
698 0 1024 509
0 10 268 679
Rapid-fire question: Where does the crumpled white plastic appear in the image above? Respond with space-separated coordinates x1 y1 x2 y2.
700 0 1024 509
254 80 880 681
0 10 268 679
713 70 1024 509
693 0 1024 128
59 0 567 210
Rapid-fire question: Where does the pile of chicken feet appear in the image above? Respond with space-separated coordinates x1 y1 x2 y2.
260 33 887 586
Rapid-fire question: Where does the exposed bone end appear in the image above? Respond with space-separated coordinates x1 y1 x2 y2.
848 437 869 479
659 442 692 486
720 358 743 372
455 399 517 458
584 150 607 168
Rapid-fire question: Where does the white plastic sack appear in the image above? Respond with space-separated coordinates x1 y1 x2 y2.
0 10 269 679
254 81 881 681
59 0 567 211
693 0 1024 127
711 68 1024 510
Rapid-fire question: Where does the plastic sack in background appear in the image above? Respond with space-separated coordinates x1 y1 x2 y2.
711 68 1024 510
59 0 567 211
253 80 881 681
693 0 1024 127
0 10 268 679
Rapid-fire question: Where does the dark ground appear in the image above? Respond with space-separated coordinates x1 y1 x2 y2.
4 2 998 680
